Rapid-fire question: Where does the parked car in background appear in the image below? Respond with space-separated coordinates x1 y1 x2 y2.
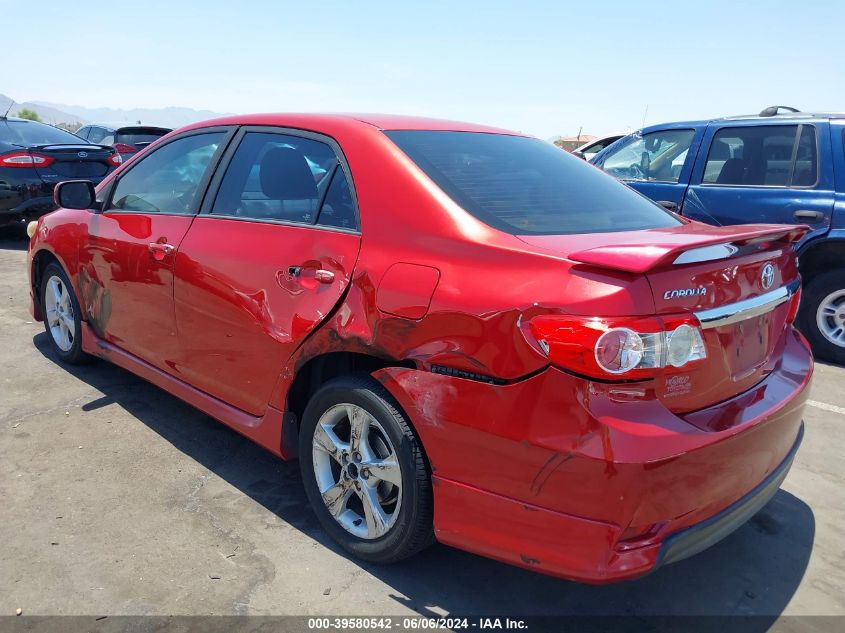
572 133 624 160
0 116 120 231
75 123 171 161
591 107 845 364
27 113 811 582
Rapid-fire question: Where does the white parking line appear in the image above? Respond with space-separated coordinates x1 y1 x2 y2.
807 400 845 416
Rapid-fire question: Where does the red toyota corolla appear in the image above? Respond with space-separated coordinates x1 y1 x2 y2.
26 114 812 582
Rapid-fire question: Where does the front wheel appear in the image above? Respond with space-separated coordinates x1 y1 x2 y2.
40 262 90 365
299 374 434 563
798 270 845 365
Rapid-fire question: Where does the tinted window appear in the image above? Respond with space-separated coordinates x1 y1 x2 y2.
108 132 224 214
317 168 356 229
115 129 169 147
703 125 817 187
0 119 86 145
76 126 91 140
87 127 109 144
386 131 681 235
211 132 337 224
601 129 695 183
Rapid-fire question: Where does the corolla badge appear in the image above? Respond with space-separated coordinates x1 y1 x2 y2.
761 263 775 290
664 287 707 300
77 151 88 158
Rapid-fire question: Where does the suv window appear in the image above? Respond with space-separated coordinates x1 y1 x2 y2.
211 132 343 225
87 127 109 144
703 125 817 187
601 129 695 183
108 132 224 214
386 130 681 235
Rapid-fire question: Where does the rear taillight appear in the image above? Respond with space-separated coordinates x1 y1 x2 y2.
525 314 707 380
107 152 122 167
0 151 54 168
786 286 802 324
112 143 138 155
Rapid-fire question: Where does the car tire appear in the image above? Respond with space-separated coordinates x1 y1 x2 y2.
797 270 845 365
40 262 90 365
299 374 434 564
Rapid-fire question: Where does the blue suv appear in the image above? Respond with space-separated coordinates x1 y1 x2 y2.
592 106 845 364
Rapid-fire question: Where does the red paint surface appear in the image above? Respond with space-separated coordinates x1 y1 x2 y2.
26 113 814 583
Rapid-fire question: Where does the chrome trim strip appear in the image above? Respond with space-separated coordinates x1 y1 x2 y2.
695 280 800 330
673 244 739 265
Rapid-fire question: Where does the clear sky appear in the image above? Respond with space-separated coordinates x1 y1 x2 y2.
2 0 842 138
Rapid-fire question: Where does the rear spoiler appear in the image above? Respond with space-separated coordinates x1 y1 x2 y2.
568 225 808 274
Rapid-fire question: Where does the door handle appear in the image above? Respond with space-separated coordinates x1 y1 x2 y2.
793 210 824 222
656 200 679 212
148 242 175 261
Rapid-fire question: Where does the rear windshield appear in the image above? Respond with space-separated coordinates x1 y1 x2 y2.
385 130 681 235
0 119 86 146
116 129 169 146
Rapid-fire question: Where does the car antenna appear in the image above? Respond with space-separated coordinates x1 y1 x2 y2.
1 99 14 119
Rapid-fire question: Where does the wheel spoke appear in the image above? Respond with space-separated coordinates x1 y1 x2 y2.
58 320 70 350
60 312 74 330
46 307 59 327
358 483 389 538
348 405 371 457
822 305 837 316
321 482 351 518
313 423 348 463
50 279 62 306
364 457 402 487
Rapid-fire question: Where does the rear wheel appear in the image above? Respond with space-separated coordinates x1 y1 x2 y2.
798 270 845 364
299 374 434 563
41 262 89 364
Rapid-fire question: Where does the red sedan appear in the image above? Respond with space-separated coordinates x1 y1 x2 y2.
26 114 812 583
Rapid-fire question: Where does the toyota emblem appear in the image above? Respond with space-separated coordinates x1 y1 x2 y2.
77 151 88 158
761 263 775 290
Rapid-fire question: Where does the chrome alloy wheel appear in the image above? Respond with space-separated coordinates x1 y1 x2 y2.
312 403 403 539
44 275 75 352
816 289 845 348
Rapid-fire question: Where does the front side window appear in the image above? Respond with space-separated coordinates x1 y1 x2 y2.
702 125 817 187
108 132 224 214
386 130 681 235
211 132 342 225
601 129 695 183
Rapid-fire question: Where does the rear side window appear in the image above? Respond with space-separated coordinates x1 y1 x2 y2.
108 132 224 214
386 130 681 235
211 132 350 226
86 127 109 144
703 125 818 187
0 119 87 145
600 129 695 183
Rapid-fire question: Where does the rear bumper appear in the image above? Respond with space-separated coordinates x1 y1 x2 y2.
656 422 801 567
375 326 813 583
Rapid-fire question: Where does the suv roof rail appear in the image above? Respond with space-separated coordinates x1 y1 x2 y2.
759 105 800 117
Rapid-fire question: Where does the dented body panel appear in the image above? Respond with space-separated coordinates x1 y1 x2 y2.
26 113 813 583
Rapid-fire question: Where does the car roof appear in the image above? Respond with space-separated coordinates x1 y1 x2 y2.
177 113 523 136
86 122 172 131
640 109 845 134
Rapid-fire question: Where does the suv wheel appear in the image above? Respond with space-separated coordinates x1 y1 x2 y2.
798 270 845 364
299 374 434 563
41 262 90 364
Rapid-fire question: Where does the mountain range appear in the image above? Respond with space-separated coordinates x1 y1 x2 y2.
0 94 227 129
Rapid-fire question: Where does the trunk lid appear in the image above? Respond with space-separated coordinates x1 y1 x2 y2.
518 223 806 414
29 144 115 181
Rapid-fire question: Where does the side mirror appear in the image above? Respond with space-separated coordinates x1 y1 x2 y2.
54 180 96 210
